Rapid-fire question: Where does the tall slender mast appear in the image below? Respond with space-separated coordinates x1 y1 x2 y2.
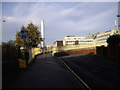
115 19 117 30
41 20 44 48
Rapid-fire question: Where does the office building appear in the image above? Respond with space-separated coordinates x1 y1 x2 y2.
53 40 63 47
95 30 120 46
64 35 94 46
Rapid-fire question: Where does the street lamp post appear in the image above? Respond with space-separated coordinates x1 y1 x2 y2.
117 1 120 30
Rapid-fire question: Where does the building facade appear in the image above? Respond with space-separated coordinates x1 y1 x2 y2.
52 30 120 50
53 40 63 47
64 35 94 46
95 30 120 46
63 30 120 46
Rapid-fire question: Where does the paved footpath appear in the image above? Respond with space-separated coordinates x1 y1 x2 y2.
6 54 84 88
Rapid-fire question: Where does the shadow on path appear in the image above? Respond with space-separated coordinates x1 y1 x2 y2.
4 54 84 88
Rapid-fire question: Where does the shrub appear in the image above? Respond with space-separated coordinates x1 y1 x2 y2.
107 34 120 46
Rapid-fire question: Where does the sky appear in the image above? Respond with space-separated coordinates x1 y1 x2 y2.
1 1 118 45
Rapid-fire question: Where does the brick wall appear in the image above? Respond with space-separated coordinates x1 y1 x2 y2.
66 48 96 55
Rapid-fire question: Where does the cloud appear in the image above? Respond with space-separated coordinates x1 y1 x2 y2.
2 2 117 45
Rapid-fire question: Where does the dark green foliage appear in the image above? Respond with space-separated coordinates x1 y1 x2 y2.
2 40 16 46
2 40 21 88
2 40 20 63
15 23 41 48
107 34 120 45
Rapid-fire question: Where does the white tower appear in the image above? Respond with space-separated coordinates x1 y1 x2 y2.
41 20 45 48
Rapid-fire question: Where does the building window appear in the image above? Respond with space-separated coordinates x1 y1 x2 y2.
116 31 118 33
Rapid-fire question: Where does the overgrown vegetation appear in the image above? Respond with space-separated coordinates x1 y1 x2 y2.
15 23 41 48
2 40 21 87
3 22 42 87
107 34 120 46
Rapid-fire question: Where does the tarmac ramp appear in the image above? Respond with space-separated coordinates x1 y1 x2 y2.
5 54 84 88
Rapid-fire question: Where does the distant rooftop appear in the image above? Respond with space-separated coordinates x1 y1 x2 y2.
67 35 76 37
54 40 63 44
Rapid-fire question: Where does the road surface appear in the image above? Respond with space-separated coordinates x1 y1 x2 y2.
61 54 120 88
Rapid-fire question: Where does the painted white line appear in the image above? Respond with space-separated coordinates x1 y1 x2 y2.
59 57 92 90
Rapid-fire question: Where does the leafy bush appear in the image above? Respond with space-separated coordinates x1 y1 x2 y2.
107 34 120 45
15 23 41 48
2 40 21 73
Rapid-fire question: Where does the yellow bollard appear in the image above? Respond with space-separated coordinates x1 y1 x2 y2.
18 59 26 69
